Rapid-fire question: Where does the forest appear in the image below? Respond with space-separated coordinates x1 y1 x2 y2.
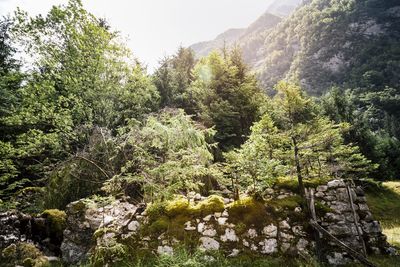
0 0 399 266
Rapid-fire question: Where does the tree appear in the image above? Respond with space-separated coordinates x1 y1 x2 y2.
227 82 375 197
188 48 267 152
153 47 196 110
0 0 159 200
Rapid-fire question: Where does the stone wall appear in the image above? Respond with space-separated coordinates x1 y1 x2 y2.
59 179 395 266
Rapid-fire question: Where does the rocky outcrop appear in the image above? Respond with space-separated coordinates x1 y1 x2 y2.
59 179 396 266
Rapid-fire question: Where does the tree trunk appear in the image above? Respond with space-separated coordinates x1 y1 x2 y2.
292 137 305 197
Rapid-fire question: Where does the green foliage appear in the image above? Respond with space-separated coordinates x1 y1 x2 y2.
103 109 219 202
41 209 67 234
227 82 374 195
188 48 267 151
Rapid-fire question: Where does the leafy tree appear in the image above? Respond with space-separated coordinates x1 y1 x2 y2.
228 82 375 196
0 0 159 200
188 48 267 152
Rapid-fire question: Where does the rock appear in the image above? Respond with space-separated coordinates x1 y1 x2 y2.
355 186 365 196
157 245 173 255
262 224 277 237
294 207 302 213
280 242 291 252
217 217 228 225
362 221 382 234
325 212 345 222
358 203 370 211
316 185 328 192
259 238 278 254
247 229 258 238
222 210 229 217
199 237 220 250
228 249 240 257
292 225 306 236
214 212 222 218
127 221 140 232
184 221 196 231
280 232 295 242
243 239 249 247
315 191 325 198
279 220 291 230
203 228 217 237
203 215 212 222
327 179 346 188
61 199 137 265
197 222 205 233
326 252 351 265
220 228 238 242
296 238 309 252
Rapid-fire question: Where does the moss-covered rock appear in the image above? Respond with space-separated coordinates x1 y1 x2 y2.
41 209 67 234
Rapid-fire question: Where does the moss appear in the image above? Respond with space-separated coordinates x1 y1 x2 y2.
146 201 167 222
41 209 67 234
165 196 190 217
227 196 268 227
234 222 247 235
191 195 225 215
18 242 42 260
146 215 170 234
273 176 330 193
91 241 128 267
2 244 17 258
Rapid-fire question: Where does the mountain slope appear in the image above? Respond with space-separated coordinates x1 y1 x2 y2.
190 12 281 62
256 0 400 94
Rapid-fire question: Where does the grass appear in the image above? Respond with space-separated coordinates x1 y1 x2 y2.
364 180 400 248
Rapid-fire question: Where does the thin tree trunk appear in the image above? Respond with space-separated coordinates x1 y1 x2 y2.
292 137 305 197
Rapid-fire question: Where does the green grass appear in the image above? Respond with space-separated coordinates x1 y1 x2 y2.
364 180 400 249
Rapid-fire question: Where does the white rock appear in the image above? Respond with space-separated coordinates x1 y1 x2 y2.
294 207 302 213
243 239 250 247
217 217 228 225
199 237 220 250
228 249 240 257
214 212 222 218
259 238 278 254
220 228 238 242
197 222 205 233
102 215 113 226
203 228 217 237
251 244 258 251
296 238 309 252
222 210 229 217
194 193 202 200
203 215 212 221
184 221 196 231
157 245 173 255
127 221 140 232
247 228 258 238
262 224 277 237
327 179 345 188
279 220 290 230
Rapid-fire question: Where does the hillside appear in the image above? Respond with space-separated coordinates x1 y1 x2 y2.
190 11 281 63
256 0 400 95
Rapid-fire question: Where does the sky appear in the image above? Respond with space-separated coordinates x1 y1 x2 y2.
0 0 274 71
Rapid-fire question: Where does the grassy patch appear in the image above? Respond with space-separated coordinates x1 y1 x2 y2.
364 180 400 249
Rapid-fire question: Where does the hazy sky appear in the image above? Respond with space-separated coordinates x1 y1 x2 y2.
0 0 274 71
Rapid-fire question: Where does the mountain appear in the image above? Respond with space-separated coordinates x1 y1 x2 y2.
190 12 282 64
191 0 399 96
267 0 303 17
189 0 303 75
256 0 400 95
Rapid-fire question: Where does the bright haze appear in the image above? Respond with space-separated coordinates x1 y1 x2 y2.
0 0 274 71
